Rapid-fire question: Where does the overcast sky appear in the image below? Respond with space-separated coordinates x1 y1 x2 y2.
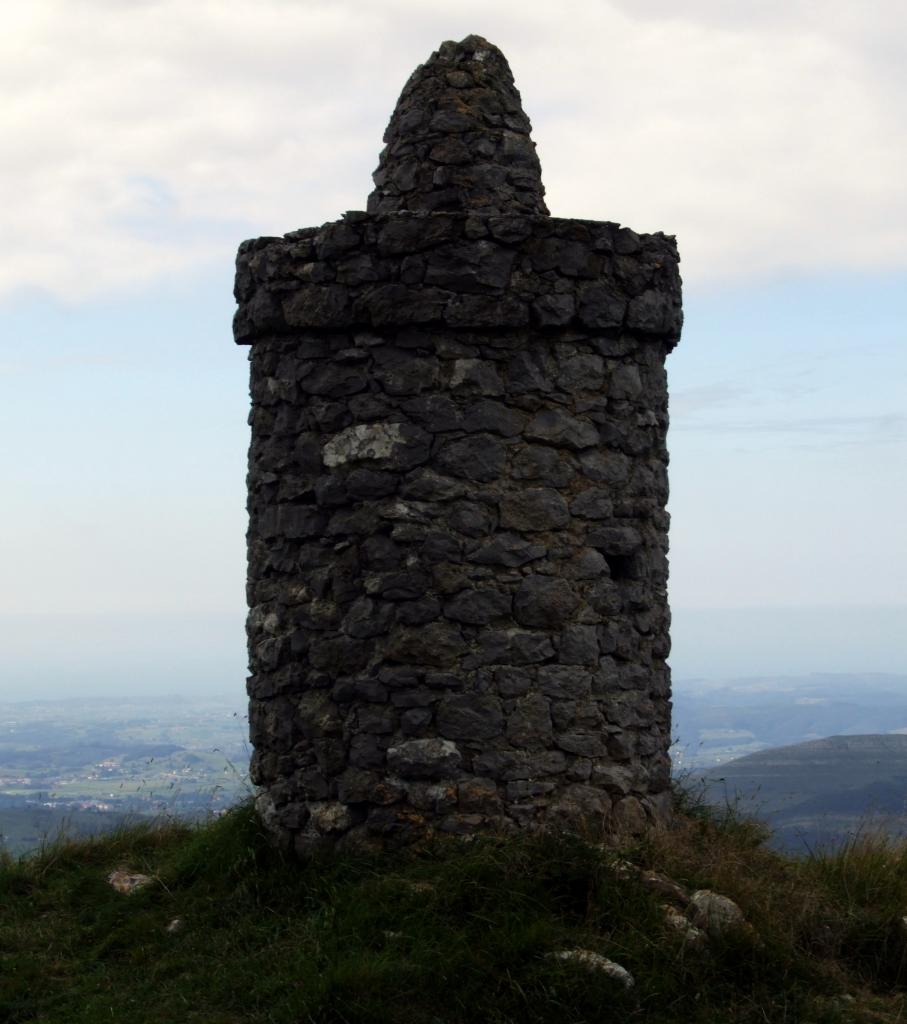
1 0 904 697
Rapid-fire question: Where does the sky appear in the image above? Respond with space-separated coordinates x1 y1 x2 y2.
1 0 904 699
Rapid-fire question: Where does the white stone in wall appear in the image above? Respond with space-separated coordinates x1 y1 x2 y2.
449 359 481 387
322 423 407 467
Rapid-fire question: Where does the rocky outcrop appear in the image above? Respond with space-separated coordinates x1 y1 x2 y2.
236 35 682 856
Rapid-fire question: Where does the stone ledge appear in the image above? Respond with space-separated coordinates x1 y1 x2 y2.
234 213 681 347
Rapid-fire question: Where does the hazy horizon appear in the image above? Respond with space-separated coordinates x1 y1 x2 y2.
0 606 904 702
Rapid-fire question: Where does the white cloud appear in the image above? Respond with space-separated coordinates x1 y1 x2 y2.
2 0 905 298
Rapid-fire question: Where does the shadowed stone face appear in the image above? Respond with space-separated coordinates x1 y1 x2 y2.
368 35 548 217
235 35 682 856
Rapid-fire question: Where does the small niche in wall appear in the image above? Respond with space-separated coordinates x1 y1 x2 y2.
605 553 637 581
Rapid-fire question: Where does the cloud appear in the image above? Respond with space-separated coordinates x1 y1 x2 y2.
671 382 751 416
701 413 905 434
674 411 907 452
2 0 906 299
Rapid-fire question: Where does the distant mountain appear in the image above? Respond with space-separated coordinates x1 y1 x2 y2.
0 742 185 771
671 673 907 769
698 734 907 853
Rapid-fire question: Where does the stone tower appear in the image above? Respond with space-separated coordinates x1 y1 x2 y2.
234 35 682 855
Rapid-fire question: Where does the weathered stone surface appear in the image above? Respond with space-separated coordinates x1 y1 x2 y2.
400 468 464 501
108 870 154 895
688 890 747 938
538 666 592 700
337 767 403 805
556 731 608 757
341 597 394 639
466 533 546 567
547 950 634 988
386 622 467 665
506 693 553 749
514 576 579 627
435 435 506 482
579 449 631 485
523 409 600 450
443 587 511 624
386 738 462 779
369 36 548 219
548 783 612 828
512 445 575 487
437 694 504 741
558 625 600 666
457 777 502 815
640 870 690 905
569 489 615 520
323 423 429 469
499 488 569 532
586 525 642 555
662 905 707 946
239 33 680 854
308 801 354 835
611 795 649 835
473 748 567 780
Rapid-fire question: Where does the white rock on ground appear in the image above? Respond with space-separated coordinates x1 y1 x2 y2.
547 949 635 988
603 856 691 906
107 870 153 894
602 855 637 880
688 890 746 937
662 905 707 946
640 869 690 905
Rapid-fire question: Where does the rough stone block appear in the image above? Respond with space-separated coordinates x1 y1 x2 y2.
386 738 463 779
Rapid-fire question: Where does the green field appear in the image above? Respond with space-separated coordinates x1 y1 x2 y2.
0 696 248 855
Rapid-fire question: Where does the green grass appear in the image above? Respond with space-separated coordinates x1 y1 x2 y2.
1 797 907 1023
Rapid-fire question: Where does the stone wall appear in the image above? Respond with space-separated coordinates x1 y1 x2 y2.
235 35 682 855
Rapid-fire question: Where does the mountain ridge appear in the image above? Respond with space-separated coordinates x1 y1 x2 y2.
700 733 907 852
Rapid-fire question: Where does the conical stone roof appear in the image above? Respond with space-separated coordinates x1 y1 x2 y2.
368 35 549 218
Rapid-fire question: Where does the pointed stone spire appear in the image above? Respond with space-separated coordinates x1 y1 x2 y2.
368 35 549 217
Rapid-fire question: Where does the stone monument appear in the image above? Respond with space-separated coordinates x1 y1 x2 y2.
234 35 683 854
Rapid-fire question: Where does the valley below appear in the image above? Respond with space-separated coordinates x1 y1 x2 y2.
0 695 248 855
3 672 907 856
674 673 907 851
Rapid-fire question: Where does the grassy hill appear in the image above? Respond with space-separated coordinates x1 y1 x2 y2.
2 795 907 1023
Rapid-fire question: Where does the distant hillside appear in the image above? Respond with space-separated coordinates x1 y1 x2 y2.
0 804 132 856
671 672 907 769
700 734 907 852
0 696 249 854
